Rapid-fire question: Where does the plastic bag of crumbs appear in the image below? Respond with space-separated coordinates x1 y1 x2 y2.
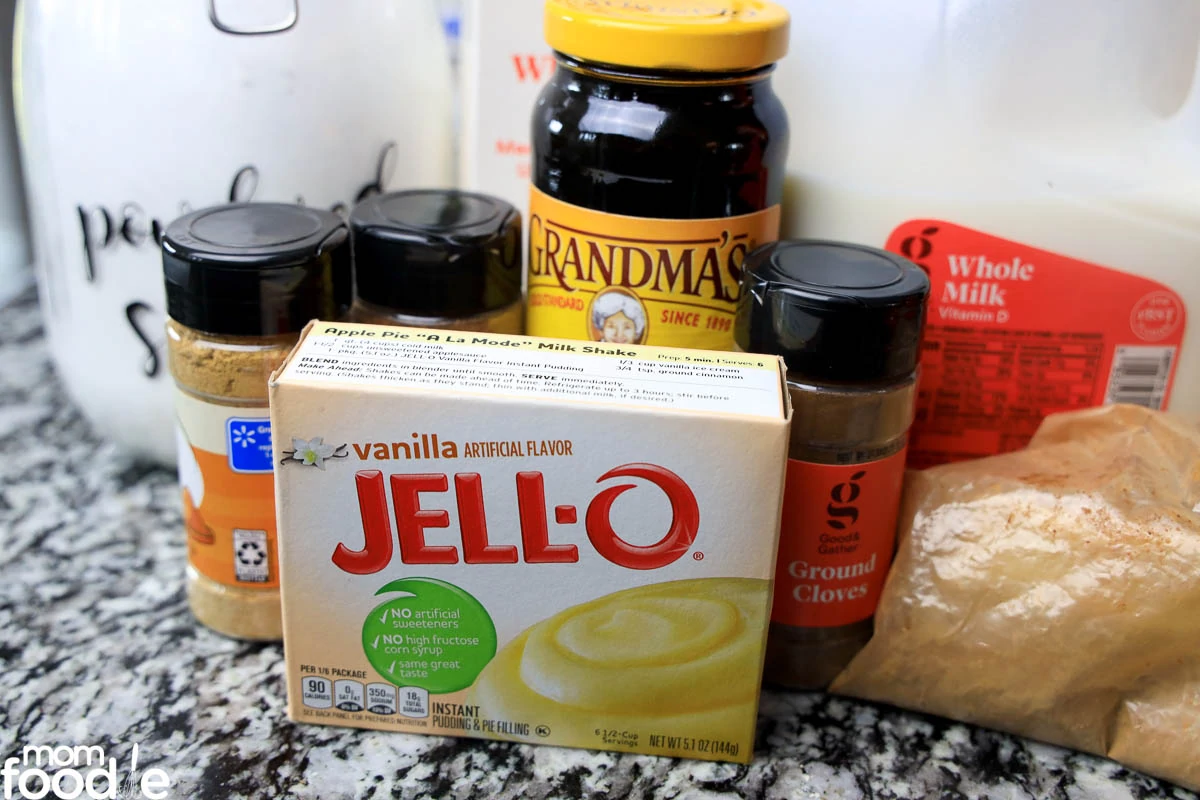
830 404 1200 791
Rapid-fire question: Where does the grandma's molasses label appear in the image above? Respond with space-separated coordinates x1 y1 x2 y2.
526 186 780 350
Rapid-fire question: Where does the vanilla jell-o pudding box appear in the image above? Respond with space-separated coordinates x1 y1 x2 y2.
268 321 792 763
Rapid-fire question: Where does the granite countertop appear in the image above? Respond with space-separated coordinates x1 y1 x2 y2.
0 291 1195 800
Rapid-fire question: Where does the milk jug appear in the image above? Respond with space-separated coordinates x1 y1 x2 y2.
16 0 453 464
775 0 1200 465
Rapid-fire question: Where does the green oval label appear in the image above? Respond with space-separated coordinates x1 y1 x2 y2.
362 577 497 693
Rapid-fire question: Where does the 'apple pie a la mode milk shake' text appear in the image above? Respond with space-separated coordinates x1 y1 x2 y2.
269 322 791 762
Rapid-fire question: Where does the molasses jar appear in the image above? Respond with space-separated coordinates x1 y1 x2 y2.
527 0 790 350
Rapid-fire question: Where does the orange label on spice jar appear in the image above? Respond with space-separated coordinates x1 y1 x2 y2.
526 185 780 350
887 220 1187 468
772 450 906 628
175 390 278 589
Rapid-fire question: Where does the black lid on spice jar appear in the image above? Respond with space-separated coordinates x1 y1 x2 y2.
735 240 930 384
162 203 350 337
350 189 522 318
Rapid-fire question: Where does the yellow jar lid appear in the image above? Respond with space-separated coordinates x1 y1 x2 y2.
544 0 790 73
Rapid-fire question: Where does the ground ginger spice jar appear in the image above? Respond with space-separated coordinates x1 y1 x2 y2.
349 190 524 333
526 0 790 350
735 240 929 689
163 203 348 640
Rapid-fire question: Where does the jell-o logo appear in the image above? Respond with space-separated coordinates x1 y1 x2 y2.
334 463 700 573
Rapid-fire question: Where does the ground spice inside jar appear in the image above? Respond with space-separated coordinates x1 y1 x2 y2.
735 240 929 689
163 202 348 640
167 324 299 400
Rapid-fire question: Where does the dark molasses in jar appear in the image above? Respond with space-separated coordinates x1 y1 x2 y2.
527 0 790 350
349 190 523 333
735 240 930 689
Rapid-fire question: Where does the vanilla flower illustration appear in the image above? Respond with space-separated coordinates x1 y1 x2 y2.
291 437 338 470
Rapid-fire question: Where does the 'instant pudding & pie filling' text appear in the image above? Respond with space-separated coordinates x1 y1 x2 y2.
269 321 791 762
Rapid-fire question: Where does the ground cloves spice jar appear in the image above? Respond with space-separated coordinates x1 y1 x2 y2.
163 203 348 640
526 0 790 350
349 189 524 333
735 240 930 689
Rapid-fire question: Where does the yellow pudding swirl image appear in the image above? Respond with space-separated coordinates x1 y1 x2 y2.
468 578 770 758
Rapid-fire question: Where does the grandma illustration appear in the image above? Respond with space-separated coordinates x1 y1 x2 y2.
589 288 648 345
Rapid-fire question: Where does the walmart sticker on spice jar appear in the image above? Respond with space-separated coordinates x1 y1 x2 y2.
269 322 791 762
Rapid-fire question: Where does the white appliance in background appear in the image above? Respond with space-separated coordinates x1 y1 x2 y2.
459 0 551 227
773 0 1200 463
437 0 463 183
0 0 29 306
437 0 462 70
15 0 453 465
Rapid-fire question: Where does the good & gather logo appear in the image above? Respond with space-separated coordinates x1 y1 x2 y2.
2 744 171 799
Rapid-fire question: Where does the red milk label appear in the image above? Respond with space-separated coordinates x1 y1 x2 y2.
887 220 1186 467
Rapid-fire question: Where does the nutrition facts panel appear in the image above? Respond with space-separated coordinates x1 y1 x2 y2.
911 326 1105 465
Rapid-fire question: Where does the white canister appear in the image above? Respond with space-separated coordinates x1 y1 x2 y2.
15 0 453 463
0 0 29 305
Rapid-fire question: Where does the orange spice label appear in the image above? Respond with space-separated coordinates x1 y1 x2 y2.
175 390 278 589
771 450 907 628
526 185 780 350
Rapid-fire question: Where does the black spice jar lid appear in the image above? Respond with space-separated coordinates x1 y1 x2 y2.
350 189 522 318
162 203 349 337
735 240 930 384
